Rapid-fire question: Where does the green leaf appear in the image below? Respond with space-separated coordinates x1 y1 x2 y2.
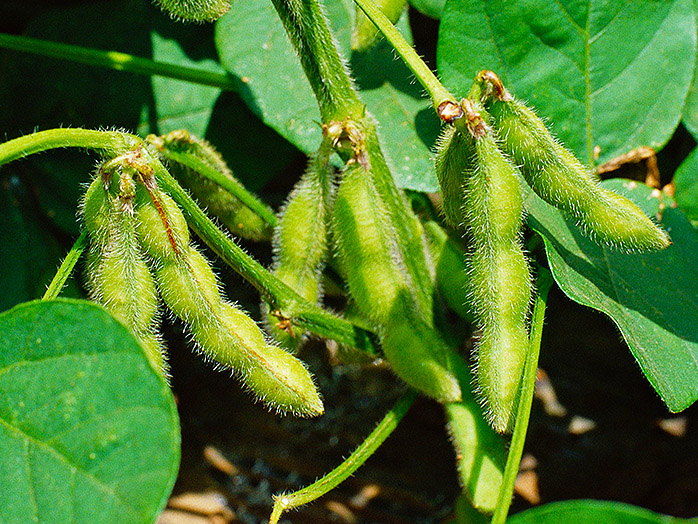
215 0 441 191
526 178 698 413
508 499 688 524
438 0 697 167
0 299 180 524
674 146 698 226
681 0 698 140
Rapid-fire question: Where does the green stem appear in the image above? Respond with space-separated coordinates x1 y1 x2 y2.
491 266 553 524
159 148 278 228
0 128 136 167
268 388 418 524
0 33 237 91
0 128 379 355
267 0 364 122
351 0 457 113
42 231 89 301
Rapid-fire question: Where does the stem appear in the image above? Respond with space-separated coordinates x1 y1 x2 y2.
269 388 418 524
0 33 237 91
491 266 553 524
351 0 457 113
267 0 363 122
0 128 137 168
159 148 278 228
42 231 89 301
0 128 379 355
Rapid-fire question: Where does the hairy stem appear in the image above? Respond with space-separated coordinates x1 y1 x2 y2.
351 0 457 113
267 0 364 122
0 33 237 90
268 388 418 524
491 266 553 524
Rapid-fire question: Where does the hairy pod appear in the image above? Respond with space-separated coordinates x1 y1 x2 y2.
434 125 475 228
155 244 324 416
362 123 434 322
334 161 469 402
465 133 532 433
351 0 408 51
487 95 670 252
445 400 505 514
266 141 335 349
81 175 166 375
134 183 190 262
153 0 231 22
147 130 272 242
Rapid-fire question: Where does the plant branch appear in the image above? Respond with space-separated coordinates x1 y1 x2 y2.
0 33 237 91
351 0 458 114
268 388 418 524
267 0 364 122
42 231 89 301
491 266 553 524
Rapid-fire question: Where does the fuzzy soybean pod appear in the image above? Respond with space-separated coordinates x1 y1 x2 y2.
351 0 408 51
153 0 231 22
434 124 476 228
486 94 670 252
135 182 324 416
333 161 468 402
147 130 273 242
266 140 335 349
362 123 434 323
465 133 532 433
81 175 166 375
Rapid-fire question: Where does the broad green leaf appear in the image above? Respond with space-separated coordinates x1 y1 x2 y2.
674 145 698 225
508 499 688 524
526 178 698 412
0 299 180 524
215 0 441 191
681 0 698 140
438 0 696 167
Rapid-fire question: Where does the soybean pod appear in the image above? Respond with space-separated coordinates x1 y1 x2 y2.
81 172 166 375
266 137 335 349
153 0 231 22
333 159 469 402
133 177 324 416
478 71 670 252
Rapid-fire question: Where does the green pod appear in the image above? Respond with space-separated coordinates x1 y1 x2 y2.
363 123 434 322
465 133 532 433
488 96 670 252
153 0 231 22
155 244 324 416
351 0 408 51
332 161 407 326
266 141 335 349
445 400 505 514
194 302 324 416
380 309 470 403
334 161 469 402
149 130 273 242
82 174 166 375
434 125 475 228
134 183 190 262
